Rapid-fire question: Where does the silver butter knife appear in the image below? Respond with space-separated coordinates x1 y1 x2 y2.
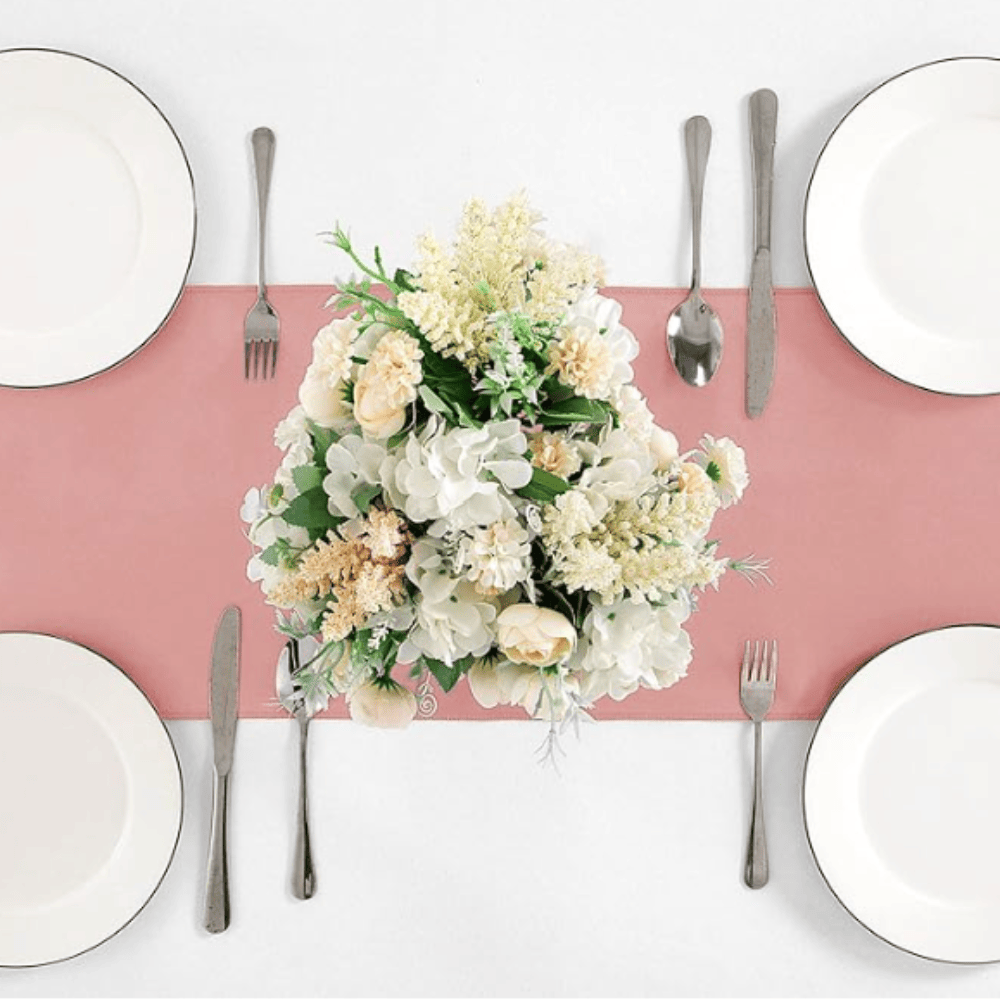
204 605 241 933
276 638 319 900
746 88 778 419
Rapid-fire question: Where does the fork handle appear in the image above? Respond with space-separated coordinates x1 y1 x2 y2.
292 714 316 900
251 127 275 296
744 720 769 889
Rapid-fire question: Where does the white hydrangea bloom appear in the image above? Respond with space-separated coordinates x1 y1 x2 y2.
245 513 311 601
572 598 692 702
577 426 657 503
694 434 750 509
383 418 532 531
469 658 582 721
322 435 390 518
399 538 497 665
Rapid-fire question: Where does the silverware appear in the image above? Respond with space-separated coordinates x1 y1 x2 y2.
204 605 241 932
745 89 778 418
739 638 777 889
666 115 724 387
245 126 279 379
276 638 318 900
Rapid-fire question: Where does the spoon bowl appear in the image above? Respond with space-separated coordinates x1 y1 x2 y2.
667 291 724 387
667 115 724 386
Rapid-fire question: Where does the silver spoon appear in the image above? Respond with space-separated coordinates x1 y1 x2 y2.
667 115 724 386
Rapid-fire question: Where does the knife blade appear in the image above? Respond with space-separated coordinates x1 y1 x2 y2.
746 88 778 419
204 605 241 933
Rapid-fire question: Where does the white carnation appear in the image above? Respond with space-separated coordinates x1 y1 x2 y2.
312 316 359 385
455 518 532 596
548 289 639 400
573 598 692 702
612 385 655 442
694 434 749 509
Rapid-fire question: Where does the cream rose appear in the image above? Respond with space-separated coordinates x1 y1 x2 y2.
348 679 417 729
496 604 576 667
298 363 351 428
353 375 408 439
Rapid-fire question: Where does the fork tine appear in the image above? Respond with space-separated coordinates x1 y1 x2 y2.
769 639 778 683
255 339 262 379
270 339 278 378
244 340 251 379
742 639 752 683
754 639 764 682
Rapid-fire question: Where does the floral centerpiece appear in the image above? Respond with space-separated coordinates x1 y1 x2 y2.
242 194 765 748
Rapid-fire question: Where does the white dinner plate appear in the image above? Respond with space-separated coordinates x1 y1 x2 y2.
0 633 182 966
805 58 1000 395
804 624 1000 963
0 49 195 387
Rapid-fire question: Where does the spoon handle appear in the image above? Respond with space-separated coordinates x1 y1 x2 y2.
684 116 711 291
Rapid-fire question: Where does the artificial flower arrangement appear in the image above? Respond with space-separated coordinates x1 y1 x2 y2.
242 194 765 750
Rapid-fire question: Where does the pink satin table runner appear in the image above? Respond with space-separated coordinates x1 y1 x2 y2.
3 285 998 720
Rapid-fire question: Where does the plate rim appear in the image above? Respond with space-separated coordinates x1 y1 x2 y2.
802 620 1000 965
803 55 1000 398
0 46 197 391
0 629 184 968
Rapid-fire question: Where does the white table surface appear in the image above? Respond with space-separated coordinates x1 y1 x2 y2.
4 0 1000 996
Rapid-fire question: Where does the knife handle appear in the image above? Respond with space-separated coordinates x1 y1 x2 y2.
749 89 778 252
204 770 231 933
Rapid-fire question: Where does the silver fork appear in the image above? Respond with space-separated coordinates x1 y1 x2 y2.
740 639 777 889
245 126 278 379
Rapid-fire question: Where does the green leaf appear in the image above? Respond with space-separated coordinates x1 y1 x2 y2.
420 654 473 693
386 427 411 450
257 544 282 567
308 422 339 466
393 268 416 292
451 397 481 428
419 384 454 419
516 466 571 503
282 487 335 530
538 396 611 427
292 465 324 493
351 481 381 513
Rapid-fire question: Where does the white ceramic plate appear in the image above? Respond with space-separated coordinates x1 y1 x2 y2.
805 58 1000 394
804 624 1000 963
0 633 182 966
0 49 195 387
